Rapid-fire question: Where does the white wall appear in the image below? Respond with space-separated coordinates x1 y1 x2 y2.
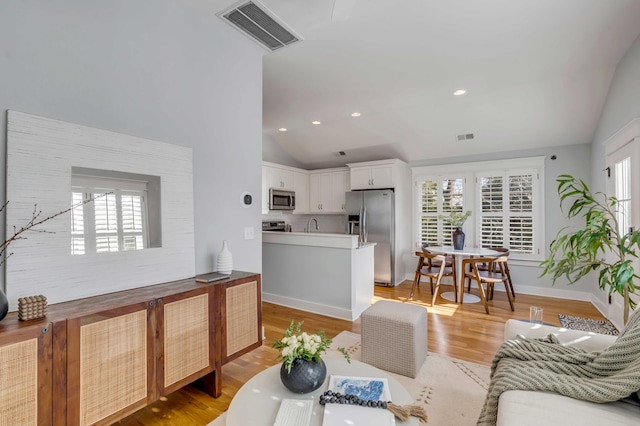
590 34 640 318
0 0 264 293
263 134 305 169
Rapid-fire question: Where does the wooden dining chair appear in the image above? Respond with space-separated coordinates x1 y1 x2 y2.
421 244 453 267
466 247 515 299
411 251 456 304
461 255 514 314
491 247 515 299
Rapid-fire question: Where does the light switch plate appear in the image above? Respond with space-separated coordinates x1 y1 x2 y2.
244 226 255 240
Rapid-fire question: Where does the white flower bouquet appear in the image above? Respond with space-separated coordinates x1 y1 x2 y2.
273 320 349 373
439 210 472 228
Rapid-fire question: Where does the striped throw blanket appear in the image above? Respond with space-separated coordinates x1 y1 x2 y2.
477 309 640 425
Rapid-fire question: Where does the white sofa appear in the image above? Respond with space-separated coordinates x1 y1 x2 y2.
497 320 640 426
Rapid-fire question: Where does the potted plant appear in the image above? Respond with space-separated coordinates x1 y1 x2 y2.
540 175 639 324
439 210 472 250
273 320 350 394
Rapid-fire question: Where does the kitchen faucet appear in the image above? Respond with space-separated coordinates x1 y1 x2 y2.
306 218 319 233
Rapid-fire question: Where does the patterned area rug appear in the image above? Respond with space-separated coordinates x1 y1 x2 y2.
558 314 619 336
208 331 490 426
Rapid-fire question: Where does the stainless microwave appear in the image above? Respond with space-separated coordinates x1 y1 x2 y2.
269 188 296 210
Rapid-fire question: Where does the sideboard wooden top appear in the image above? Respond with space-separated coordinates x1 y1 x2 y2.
0 271 259 331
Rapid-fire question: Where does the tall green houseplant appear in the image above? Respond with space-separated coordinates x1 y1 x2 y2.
540 175 639 324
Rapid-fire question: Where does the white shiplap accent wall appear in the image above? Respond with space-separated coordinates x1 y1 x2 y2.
5 111 195 309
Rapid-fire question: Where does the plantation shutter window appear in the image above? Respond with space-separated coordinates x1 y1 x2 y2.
479 175 504 248
418 179 439 245
413 157 544 262
508 173 535 254
476 169 539 260
71 175 149 255
416 176 466 247
71 191 86 255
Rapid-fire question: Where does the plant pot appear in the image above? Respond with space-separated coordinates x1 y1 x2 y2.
0 288 8 322
452 227 465 250
280 358 327 394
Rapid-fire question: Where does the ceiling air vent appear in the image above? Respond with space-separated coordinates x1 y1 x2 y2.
456 133 475 142
218 1 302 52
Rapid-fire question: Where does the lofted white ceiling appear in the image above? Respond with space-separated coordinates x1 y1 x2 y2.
189 0 640 169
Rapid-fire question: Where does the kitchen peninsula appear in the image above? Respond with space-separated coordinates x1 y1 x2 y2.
262 231 375 320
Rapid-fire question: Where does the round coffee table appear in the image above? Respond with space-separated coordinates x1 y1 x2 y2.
226 357 418 425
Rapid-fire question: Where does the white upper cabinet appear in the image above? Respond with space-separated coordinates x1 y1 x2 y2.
292 171 309 214
309 169 348 213
267 166 294 190
261 166 269 213
262 162 307 214
347 160 403 189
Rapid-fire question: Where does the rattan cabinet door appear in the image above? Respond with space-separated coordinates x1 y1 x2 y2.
0 322 52 426
221 275 262 364
66 301 155 426
156 287 215 396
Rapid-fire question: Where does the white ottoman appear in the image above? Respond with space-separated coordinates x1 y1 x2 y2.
361 301 428 378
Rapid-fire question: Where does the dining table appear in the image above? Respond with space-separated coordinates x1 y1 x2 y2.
424 246 501 304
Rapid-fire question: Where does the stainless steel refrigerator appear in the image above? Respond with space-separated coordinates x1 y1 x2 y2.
345 189 395 286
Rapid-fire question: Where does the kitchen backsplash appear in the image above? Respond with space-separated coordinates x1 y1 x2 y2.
262 212 347 233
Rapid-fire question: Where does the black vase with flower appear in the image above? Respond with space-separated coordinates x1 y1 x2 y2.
452 227 465 250
280 358 327 394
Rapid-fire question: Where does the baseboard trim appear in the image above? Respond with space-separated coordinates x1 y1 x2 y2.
262 292 361 321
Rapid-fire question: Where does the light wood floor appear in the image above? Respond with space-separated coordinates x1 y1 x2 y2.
115 280 606 425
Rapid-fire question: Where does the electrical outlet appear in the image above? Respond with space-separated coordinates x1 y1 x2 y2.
244 226 255 240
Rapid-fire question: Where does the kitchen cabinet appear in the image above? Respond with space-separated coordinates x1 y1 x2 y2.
292 171 309 214
267 166 294 190
309 169 348 213
349 163 394 189
261 166 269 213
262 162 309 214
0 318 53 426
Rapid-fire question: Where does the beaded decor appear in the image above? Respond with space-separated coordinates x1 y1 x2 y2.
18 295 47 321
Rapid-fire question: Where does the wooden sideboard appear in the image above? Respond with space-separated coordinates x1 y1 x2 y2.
0 271 262 426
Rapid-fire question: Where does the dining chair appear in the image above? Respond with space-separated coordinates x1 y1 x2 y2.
421 244 453 268
461 255 514 314
466 247 515 299
411 251 456 304
491 247 515 299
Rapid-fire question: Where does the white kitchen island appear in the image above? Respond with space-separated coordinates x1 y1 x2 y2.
262 231 375 320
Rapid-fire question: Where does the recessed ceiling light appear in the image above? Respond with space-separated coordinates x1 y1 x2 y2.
312 121 321 125
351 112 361 117
278 128 287 132
453 89 467 96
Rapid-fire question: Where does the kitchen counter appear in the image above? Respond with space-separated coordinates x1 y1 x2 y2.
262 231 360 249
262 231 375 320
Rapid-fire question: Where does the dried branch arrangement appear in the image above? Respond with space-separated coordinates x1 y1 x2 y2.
0 194 104 267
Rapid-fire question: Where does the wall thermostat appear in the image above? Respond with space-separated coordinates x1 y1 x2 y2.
241 192 253 208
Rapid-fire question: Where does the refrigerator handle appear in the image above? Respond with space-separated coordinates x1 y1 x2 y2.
357 206 362 242
362 205 367 243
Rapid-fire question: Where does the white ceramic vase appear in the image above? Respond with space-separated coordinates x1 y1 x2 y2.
217 240 233 274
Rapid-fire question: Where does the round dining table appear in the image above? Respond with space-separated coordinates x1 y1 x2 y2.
423 246 500 304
